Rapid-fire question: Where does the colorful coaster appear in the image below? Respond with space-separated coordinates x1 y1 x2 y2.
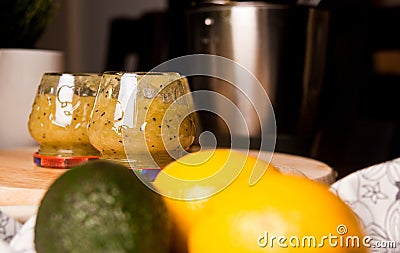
33 152 99 169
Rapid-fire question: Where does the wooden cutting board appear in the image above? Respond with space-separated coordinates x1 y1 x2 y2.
0 146 66 207
0 146 336 209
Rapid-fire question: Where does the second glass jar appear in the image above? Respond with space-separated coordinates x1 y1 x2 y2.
88 72 196 168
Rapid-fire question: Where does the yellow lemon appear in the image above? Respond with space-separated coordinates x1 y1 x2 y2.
188 174 367 253
153 149 281 252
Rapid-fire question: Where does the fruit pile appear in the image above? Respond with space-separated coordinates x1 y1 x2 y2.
35 149 367 253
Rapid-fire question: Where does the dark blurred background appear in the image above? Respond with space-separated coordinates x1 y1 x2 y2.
37 0 400 178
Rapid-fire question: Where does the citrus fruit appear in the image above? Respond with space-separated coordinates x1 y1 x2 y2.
188 173 367 253
153 149 281 252
35 160 171 253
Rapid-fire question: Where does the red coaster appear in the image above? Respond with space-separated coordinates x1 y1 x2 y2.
33 152 99 169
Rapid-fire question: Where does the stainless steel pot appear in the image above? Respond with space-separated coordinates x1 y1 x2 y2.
186 1 329 154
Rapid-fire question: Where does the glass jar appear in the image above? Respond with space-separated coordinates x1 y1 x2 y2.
88 72 197 170
28 73 101 168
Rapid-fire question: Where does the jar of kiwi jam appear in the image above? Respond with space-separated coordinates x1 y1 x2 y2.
88 72 196 170
28 73 101 168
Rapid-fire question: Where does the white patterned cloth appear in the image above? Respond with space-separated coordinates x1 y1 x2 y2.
8 216 36 253
0 210 35 253
0 210 22 243
330 158 400 252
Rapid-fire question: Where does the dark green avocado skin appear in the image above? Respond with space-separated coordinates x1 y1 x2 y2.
35 160 171 253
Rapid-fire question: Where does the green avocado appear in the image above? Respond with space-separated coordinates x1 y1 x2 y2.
35 160 171 253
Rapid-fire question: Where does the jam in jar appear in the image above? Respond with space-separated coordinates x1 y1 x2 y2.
88 72 197 170
28 73 101 168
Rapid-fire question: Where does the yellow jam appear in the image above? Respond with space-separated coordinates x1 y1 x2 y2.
87 74 196 168
28 94 99 156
